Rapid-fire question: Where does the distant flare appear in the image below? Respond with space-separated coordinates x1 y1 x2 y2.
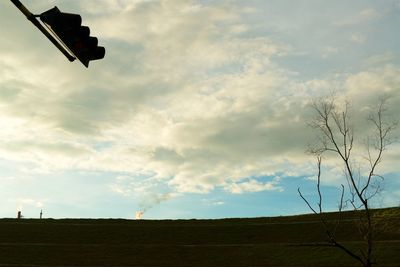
135 211 144 220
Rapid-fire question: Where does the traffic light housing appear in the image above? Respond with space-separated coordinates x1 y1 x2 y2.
40 7 105 67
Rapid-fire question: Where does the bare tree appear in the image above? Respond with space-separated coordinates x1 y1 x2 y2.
298 97 397 267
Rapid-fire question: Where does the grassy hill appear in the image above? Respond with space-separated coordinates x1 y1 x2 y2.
0 207 399 266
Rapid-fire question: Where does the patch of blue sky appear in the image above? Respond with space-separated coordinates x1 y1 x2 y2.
376 172 400 208
92 141 114 152
141 175 347 219
234 0 400 79
0 168 134 218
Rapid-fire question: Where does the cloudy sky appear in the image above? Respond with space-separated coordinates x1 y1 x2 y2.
1 0 399 219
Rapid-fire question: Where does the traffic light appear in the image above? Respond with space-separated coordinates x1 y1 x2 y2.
11 0 106 67
40 6 105 67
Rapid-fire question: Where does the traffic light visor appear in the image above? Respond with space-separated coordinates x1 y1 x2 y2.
40 7 82 30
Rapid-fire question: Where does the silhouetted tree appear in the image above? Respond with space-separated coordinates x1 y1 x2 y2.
298 97 397 267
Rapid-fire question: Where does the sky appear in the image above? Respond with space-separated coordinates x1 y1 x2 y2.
1 0 399 219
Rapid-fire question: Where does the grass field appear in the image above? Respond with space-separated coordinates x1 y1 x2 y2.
0 207 399 266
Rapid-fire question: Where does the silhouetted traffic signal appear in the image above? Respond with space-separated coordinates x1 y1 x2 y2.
10 0 105 68
40 7 105 67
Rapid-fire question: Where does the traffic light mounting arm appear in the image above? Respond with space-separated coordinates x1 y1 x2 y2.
10 0 76 62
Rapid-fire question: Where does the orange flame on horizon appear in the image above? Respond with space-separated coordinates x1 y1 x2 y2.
135 211 144 220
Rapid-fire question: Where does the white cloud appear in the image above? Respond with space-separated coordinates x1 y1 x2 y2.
359 8 380 20
351 33 366 44
1 0 399 205
333 8 380 26
321 46 339 58
363 52 396 67
224 178 283 194
15 198 45 212
345 65 400 99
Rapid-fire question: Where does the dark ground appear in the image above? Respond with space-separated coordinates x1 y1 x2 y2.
0 207 399 267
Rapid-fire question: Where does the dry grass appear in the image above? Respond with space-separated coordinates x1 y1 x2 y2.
0 207 399 266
